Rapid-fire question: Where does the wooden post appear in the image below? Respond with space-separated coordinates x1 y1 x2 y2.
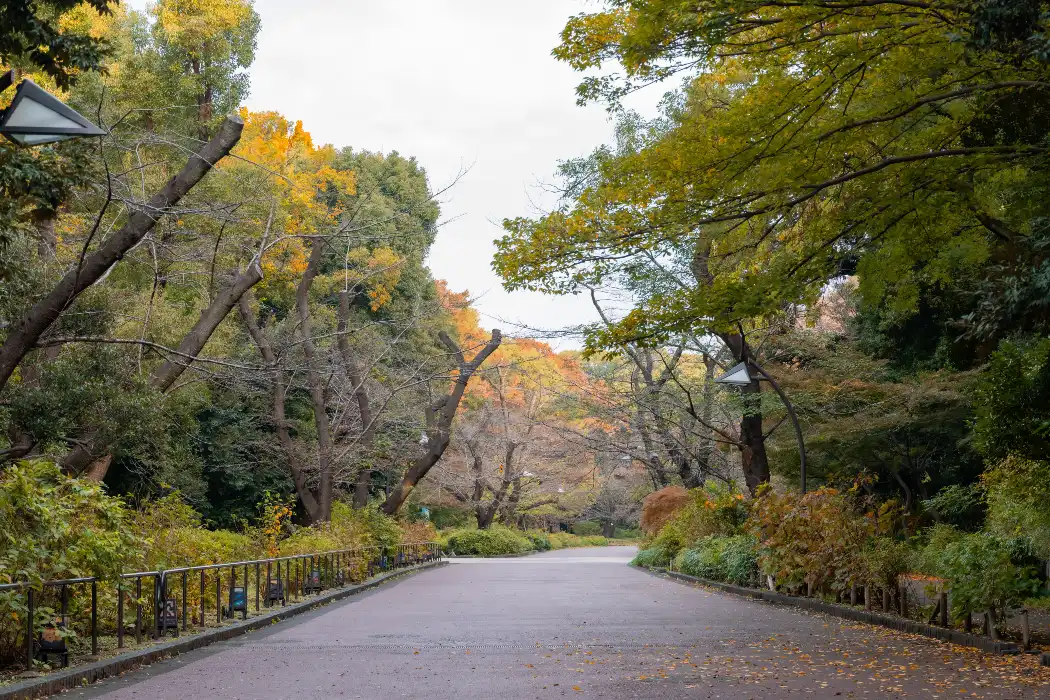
987 610 998 640
964 610 973 633
1022 609 1031 650
882 587 890 612
939 590 949 627
899 584 908 619
850 583 858 606
864 585 871 611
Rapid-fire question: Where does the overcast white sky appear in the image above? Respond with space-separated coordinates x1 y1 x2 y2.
247 0 649 346
129 0 659 347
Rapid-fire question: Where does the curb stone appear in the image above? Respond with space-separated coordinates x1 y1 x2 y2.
0 560 446 700
444 550 540 559
638 565 1022 655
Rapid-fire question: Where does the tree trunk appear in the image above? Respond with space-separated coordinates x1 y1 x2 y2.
601 520 616 538
381 329 502 514
32 208 57 258
0 116 243 395
722 332 770 496
337 291 375 509
238 294 323 523
296 243 334 521
690 241 771 495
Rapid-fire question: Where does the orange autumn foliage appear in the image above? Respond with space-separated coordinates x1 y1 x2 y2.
640 486 690 536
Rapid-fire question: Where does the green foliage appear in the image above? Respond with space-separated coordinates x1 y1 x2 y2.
972 337 1050 461
675 535 759 586
982 455 1050 558
749 488 895 594
928 531 1040 619
650 483 748 559
0 460 139 585
444 525 533 556
0 460 138 665
631 545 673 569
525 531 552 551
572 520 602 536
858 538 913 591
923 485 986 530
0 0 116 88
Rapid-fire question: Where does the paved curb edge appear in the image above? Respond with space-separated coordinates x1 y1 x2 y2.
1 560 448 700
637 566 1022 655
444 550 539 559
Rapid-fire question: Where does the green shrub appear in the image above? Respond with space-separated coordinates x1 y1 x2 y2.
720 535 759 585
614 526 642 540
572 520 602 536
651 483 748 560
526 531 552 551
858 537 913 591
982 455 1050 558
445 525 532 556
0 461 140 665
678 538 726 579
930 531 1040 621
675 535 758 585
631 545 672 568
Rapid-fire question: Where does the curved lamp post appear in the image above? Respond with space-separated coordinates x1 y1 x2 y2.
715 360 808 493
0 71 106 146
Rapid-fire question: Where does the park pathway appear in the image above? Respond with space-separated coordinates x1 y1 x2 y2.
68 546 1050 699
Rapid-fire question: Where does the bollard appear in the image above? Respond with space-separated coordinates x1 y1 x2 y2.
864 585 871 611
1022 609 1031 650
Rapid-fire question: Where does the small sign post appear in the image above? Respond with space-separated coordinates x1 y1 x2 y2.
37 616 69 667
266 578 283 605
304 569 322 594
158 598 178 634
229 586 246 618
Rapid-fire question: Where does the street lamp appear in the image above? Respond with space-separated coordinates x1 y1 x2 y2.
0 71 106 146
715 360 808 493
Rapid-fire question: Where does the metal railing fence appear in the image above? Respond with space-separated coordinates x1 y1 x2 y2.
0 542 438 670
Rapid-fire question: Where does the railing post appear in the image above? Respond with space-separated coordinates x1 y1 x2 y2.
153 574 162 639
26 587 34 669
117 581 124 648
255 563 260 612
91 580 99 656
265 562 271 608
276 561 283 607
215 570 221 624
135 577 142 644
182 572 188 632
199 569 205 625
242 564 248 620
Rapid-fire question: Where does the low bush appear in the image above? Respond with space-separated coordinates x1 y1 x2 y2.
651 483 749 560
572 520 602 536
526 531 552 551
631 545 673 568
720 535 760 585
674 535 758 585
926 530 1040 621
444 525 533 556
640 486 689 535
749 487 894 595
548 532 611 549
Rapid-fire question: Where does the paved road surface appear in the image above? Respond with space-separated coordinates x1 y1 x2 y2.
70 547 1050 699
